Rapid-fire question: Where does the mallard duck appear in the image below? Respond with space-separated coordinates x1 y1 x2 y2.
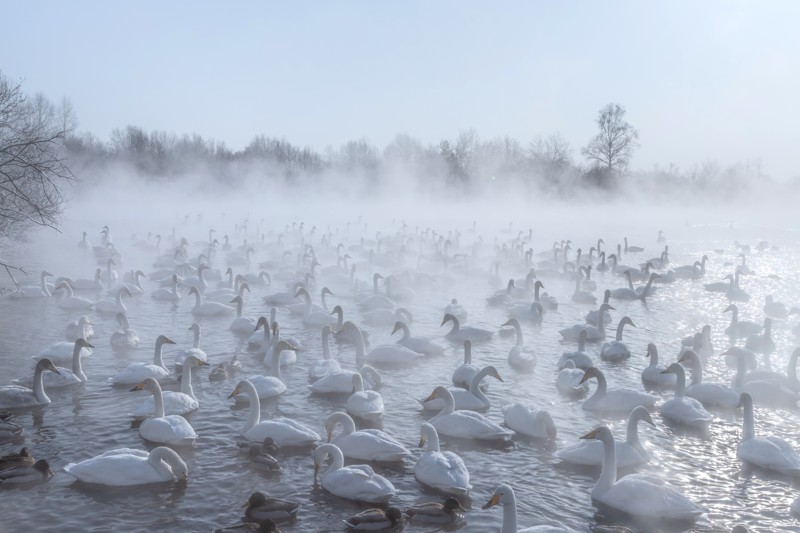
248 447 281 471
0 447 34 470
214 519 282 533
0 459 53 485
344 507 402 530
244 491 299 521
404 497 465 524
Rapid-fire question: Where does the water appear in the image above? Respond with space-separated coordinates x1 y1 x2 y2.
1 197 799 533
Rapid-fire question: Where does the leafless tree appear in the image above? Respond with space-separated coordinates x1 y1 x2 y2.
530 133 572 176
581 103 639 173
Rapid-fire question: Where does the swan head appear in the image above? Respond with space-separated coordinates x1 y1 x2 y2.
630 406 656 427
187 286 200 297
645 343 657 358
580 425 613 443
660 362 684 376
482 483 515 509
155 335 176 347
500 318 519 328
440 313 457 327
619 316 636 329
737 392 753 409
240 282 251 294
36 358 60 375
230 295 243 304
293 287 310 299
227 380 249 399
391 321 407 336
723 304 736 313
253 316 268 332
274 340 296 353
579 366 601 384
321 287 334 297
599 303 616 312
423 385 451 403
129 377 159 393
76 338 94 350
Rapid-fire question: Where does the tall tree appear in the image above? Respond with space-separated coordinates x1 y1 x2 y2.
581 103 639 172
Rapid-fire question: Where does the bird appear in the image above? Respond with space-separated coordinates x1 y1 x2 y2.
63 447 188 486
110 335 174 385
483 483 578 532
0 358 60 408
404 497 466 524
736 392 800 476
441 313 493 343
129 378 198 445
313 443 396 503
501 403 557 439
343 507 402 531
415 422 471 495
580 367 657 413
659 363 714 428
325 411 410 462
243 491 299 522
424 386 513 441
0 447 35 470
641 343 677 388
0 459 54 486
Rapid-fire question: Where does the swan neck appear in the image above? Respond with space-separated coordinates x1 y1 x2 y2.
154 341 166 369
675 367 686 397
423 426 441 452
596 433 617 496
742 399 755 441
193 290 201 307
148 449 176 478
33 363 49 403
192 328 201 349
243 381 261 432
271 348 283 380
615 321 625 341
180 365 195 399
151 381 166 418
464 343 472 364
469 369 491 401
72 344 86 381
322 328 332 359
235 299 243 317
500 494 518 533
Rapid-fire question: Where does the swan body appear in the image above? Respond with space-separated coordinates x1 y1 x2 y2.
55 281 94 310
425 386 513 441
737 392 800 475
600 317 635 362
659 363 713 428
95 286 131 314
347 373 384 422
365 342 424 368
132 354 205 418
65 316 94 342
724 304 762 338
238 341 295 401
308 325 341 382
10 271 53 299
151 274 181 301
557 330 593 370
326 412 410 462
415 422 471 495
452 340 481 389
581 367 657 413
175 323 208 370
679 350 739 408
420 365 502 411
187 286 234 316
229 295 257 334
0 358 60 408
556 360 589 395
641 343 677 388
130 378 198 445
17 339 91 388
392 321 445 357
110 313 140 350
313 443 396 503
310 366 381 395
111 335 175 385
503 318 537 371
441 313 493 343
502 403 557 439
560 304 614 342
64 447 188 486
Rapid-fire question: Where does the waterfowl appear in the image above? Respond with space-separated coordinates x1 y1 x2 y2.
678 350 739 408
745 318 775 355
560 304 615 342
0 447 34 470
580 367 657 413
132 354 205 418
313 443 396 503
237 340 295 401
187 286 234 316
110 335 174 385
130 378 198 445
558 330 593 370
9 270 53 298
0 358 60 408
175 323 208 371
420 365 503 411
509 301 544 325
452 340 481 389
659 363 714 428
764 295 789 319
110 313 140 350
244 491 300 521
724 304 762 339
310 365 381 395
502 403 557 439
325 412 409 462
0 459 53 486
405 497 466 524
0 414 23 439
425 386 513 441
63 447 188 486
151 274 181 301
557 406 654 468
54 281 94 310
229 295 257 334
95 286 131 314
344 508 402 530
585 290 612 326
414 422 471 495
441 313 493 343
600 317 635 362
65 316 94 342
502 318 537 371
737 392 800 475
347 373 384 422
556 360 589 395
18 338 91 389
308 325 341 382
444 298 467 322
641 343 677 388
483 483 578 532
392 321 445 357
247 444 281 472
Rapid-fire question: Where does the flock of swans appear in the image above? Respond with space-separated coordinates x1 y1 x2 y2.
1 216 799 533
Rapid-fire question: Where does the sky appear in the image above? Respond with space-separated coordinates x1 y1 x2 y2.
2 0 799 180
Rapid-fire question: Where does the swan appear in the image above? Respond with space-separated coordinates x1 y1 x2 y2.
420 365 503 411
9 270 53 298
187 286 234 316
344 508 402 531
65 316 94 342
110 335 175 385
228 379 320 446
580 367 657 413
483 483 578 533
64 446 187 486
110 312 140 350
659 363 714 428
502 318 537 371
263 281 305 306
358 273 395 311
288 286 334 315
609 270 640 300
727 271 750 302
35 331 93 364
678 350 739 408
444 298 467 322
704 273 734 293
78 231 91 249
236 340 295 401
600 316 635 362
441 313 493 343
100 258 118 285
294 287 337 327
404 498 466 524
571 272 597 305
452 339 481 389
737 392 800 475
392 321 446 357
624 237 644 253
95 286 131 315
336 321 375 366
414 422 471 495
182 263 209 292
557 360 589 395
585 290 612 326
325 412 410 461
0 358 60 408
502 403 557 439
256 320 298 367
248 311 276 351
54 281 94 310
641 343 677 388
330 305 371 345
745 318 775 355
424 386 513 441
347 373 384 422
129 378 197 445
151 274 181 301
229 295 256 335
764 295 789 319
110 269 146 296
313 443 396 503
0 459 53 486
487 279 516 306
17 339 91 389
729 347 800 408
243 491 300 522
310 365 381 395
724 304 762 339
175 323 208 370
308 325 341 382
557 406 654 468
560 303 615 342
509 301 544 325
132 354 205 418
580 426 706 520
558 330 593 370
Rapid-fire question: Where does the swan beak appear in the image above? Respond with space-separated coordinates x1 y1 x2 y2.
482 493 500 509
579 371 591 384
423 389 439 402
660 368 673 375
47 362 60 374
580 429 599 440
677 354 688 363
163 337 176 345
494 370 504 382
197 360 209 367
391 322 402 335
85 342 95 349
129 382 145 392
500 320 513 327
607 305 616 311
227 385 241 399
644 413 656 427
418 437 426 448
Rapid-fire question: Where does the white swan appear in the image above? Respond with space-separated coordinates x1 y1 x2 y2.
441 313 493 343
151 274 181 301
35 334 93 365
737 392 800 475
110 312 140 350
65 316 94 342
424 386 513 441
580 367 657 413
557 330 593 370
452 340 481 389
54 281 94 310
558 406 654 468
502 403 557 439
600 317 635 362
9 271 53 298
502 318 537 371
175 323 208 370
129 377 198 445
132 354 205 418
659 363 713 428
560 303 615 342
415 422 471 495
17 339 91 388
347 373 384 422
325 412 409 462
237 340 295 401
678 350 739 408
187 286 234 316
229 295 256 334
584 290 612 326
483 483 578 532
295 287 338 327
313 443 396 503
444 298 467 322
228 379 320 446
420 365 502 411
729 347 799 408
724 304 762 339
110 335 174 385
0 358 60 408
764 295 789 319
392 320 445 357
556 360 589 395
641 343 677 388
64 447 188 486
95 286 131 314
310 365 381 395
580 426 706 520
308 325 341 382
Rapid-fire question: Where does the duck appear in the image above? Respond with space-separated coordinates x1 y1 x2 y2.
600 316 635 362
502 318 537 371
557 330 593 370
228 379 320 446
236 340 295 401
344 508 402 530
0 447 35 470
405 497 466 524
392 320 446 357
0 358 60 408
325 412 410 462
414 422 471 495
737 392 800 475
229 295 257 335
441 313 493 343
63 447 188 486
483 483 579 532
560 304 615 342
175 323 208 371
641 343 677 388
347 373 384 422
0 413 24 439
420 365 503 411
659 363 714 428
580 367 657 413
247 444 281 472
243 491 300 521
452 340 482 389
110 313 140 350
424 386 513 441
313 443 396 503
678 350 739 408
0 459 54 486
557 360 589 395
187 286 234 316
110 335 174 385
557 406 654 469
308 325 341 382
580 426 706 520
130 378 198 445
501 403 557 439
131 354 205 418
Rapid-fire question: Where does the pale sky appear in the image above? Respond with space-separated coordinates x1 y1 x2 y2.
2 1 799 179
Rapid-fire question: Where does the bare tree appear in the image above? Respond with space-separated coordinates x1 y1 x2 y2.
530 133 572 176
581 103 639 173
